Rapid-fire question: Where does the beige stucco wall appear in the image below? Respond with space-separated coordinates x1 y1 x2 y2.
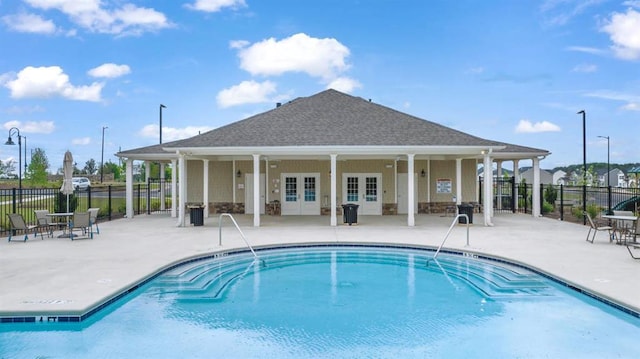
186 157 478 205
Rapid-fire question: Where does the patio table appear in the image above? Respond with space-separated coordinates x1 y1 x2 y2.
602 214 638 244
46 212 73 238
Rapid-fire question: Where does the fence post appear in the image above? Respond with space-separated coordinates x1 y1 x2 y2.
511 176 516 213
108 185 112 221
147 177 151 215
11 187 16 214
136 183 141 215
560 184 564 221
87 186 92 210
607 185 612 215
478 176 483 209
524 184 528 214
540 183 544 214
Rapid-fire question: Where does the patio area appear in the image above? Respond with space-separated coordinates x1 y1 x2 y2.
1 213 638 320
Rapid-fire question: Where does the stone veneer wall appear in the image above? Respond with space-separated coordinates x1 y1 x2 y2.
210 202 245 214
382 203 397 215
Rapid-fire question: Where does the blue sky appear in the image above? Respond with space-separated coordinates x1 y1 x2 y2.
1 0 639 174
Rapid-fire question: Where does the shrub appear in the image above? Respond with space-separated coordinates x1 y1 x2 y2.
544 186 557 208
542 201 554 214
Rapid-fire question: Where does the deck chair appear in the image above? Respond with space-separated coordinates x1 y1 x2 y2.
626 243 640 259
68 212 93 240
34 210 56 238
7 213 42 242
88 207 100 234
584 212 614 243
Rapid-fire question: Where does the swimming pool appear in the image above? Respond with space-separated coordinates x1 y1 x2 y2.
1 245 640 358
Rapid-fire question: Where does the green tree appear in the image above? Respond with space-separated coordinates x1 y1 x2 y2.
84 158 97 175
102 160 122 181
0 159 15 177
26 147 49 186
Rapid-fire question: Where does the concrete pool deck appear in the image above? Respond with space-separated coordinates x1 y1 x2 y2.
1 213 638 319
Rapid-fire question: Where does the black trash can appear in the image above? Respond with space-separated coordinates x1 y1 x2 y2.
342 203 360 225
457 204 473 224
189 205 204 226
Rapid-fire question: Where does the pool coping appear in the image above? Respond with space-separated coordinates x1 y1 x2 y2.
2 241 638 324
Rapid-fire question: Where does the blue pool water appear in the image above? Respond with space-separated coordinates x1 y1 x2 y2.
1 245 640 358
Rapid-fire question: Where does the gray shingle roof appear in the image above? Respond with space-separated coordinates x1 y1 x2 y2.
118 89 548 156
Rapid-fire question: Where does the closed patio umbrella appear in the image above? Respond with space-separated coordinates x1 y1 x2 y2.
60 150 74 212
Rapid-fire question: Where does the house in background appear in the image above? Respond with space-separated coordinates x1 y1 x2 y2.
117 89 550 227
518 167 553 185
552 169 568 185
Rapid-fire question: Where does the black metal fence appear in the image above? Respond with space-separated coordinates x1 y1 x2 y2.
0 182 172 235
480 176 640 222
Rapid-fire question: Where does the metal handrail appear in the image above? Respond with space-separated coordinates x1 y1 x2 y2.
433 214 470 259
218 213 258 259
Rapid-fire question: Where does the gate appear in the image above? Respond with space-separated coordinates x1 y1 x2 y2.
147 178 171 214
479 176 530 213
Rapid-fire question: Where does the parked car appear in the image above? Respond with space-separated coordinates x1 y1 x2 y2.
72 177 91 191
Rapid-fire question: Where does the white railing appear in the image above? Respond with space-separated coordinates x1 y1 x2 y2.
218 213 258 259
433 214 470 259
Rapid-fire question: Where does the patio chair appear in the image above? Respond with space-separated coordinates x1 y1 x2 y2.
626 243 640 260
6 213 42 242
34 210 56 238
68 212 93 240
584 212 614 243
88 207 100 234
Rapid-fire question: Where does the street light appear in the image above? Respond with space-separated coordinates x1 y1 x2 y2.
5 127 22 204
598 135 611 215
101 126 108 183
23 136 27 175
159 104 166 144
577 110 586 225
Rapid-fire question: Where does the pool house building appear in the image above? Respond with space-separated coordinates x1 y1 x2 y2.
116 89 550 227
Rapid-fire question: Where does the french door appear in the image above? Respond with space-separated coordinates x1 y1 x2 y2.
281 173 320 215
342 173 382 215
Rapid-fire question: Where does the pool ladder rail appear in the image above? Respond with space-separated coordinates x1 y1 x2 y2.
433 214 470 259
218 213 258 260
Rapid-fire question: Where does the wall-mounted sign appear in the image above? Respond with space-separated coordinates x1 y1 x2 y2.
436 178 452 193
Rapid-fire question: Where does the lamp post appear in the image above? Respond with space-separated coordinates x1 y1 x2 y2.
159 104 166 144
598 135 611 215
101 126 108 183
5 127 22 204
577 110 586 225
23 136 27 175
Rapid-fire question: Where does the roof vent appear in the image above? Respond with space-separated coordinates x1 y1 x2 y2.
276 102 281 108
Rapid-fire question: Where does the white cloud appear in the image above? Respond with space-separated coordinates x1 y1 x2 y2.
326 77 361 93
3 66 103 102
229 40 249 49
88 63 131 78
235 33 351 81
3 120 55 134
22 0 172 36
601 8 640 60
621 102 640 111
565 46 606 55
72 137 91 145
139 124 214 142
185 0 246 12
217 80 277 108
571 63 597 72
2 12 56 33
515 119 561 133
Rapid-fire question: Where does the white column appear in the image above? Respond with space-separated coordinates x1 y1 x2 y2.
159 163 166 210
144 160 150 183
330 154 337 226
203 159 209 218
496 160 502 210
125 159 134 219
177 153 186 227
426 159 431 203
171 159 177 218
475 159 480 203
483 151 494 226
455 158 462 205
513 159 520 211
407 154 415 227
532 157 541 217
253 154 260 227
